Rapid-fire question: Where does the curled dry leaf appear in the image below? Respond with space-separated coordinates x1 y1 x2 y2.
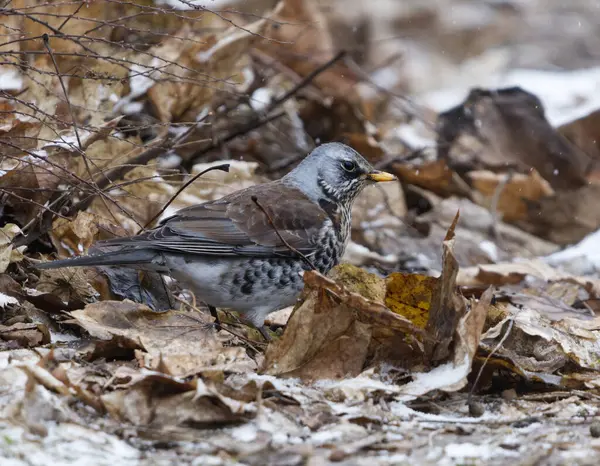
0 322 50 348
468 169 554 222
423 211 464 362
37 268 99 307
393 159 473 198
50 211 101 258
515 184 600 245
457 259 600 295
0 223 26 273
70 301 256 377
102 371 253 431
398 287 492 397
479 302 600 389
263 211 487 393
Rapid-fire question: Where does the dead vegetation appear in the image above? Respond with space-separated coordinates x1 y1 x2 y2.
2 0 600 464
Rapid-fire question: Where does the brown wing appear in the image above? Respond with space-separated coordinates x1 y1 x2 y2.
97 181 327 258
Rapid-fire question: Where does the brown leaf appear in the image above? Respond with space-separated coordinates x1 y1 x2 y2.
457 259 600 295
101 370 252 429
515 184 600 245
480 299 600 388
468 169 554 222
393 159 473 198
70 301 256 376
0 322 50 347
425 211 466 362
37 268 98 308
397 287 493 396
50 212 101 257
558 108 600 176
261 265 426 382
0 224 26 273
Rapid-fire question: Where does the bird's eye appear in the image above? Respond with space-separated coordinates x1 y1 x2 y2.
341 160 356 172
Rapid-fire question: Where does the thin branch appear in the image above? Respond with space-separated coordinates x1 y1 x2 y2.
137 163 231 233
251 195 316 271
468 318 514 403
186 50 348 164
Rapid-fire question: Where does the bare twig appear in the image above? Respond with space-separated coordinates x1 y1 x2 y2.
468 318 514 403
137 163 231 233
186 50 348 164
489 170 514 243
251 195 317 271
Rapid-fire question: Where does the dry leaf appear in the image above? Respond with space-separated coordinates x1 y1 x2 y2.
457 259 600 294
70 301 256 376
0 323 50 347
468 169 554 222
393 159 473 198
102 370 252 428
0 224 26 273
261 265 424 382
398 287 492 397
424 211 465 361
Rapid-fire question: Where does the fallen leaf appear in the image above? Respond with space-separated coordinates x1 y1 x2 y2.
398 287 492 397
457 259 600 295
468 169 554 222
385 273 436 329
0 224 26 273
261 265 424 382
0 323 50 347
479 301 600 388
516 184 600 245
102 370 253 429
70 301 256 376
393 159 473 198
425 211 465 362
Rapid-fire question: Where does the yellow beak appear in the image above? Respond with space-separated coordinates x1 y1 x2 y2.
366 170 397 182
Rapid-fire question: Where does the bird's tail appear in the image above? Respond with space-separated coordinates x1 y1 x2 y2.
36 248 163 270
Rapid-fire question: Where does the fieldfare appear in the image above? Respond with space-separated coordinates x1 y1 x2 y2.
37 143 396 338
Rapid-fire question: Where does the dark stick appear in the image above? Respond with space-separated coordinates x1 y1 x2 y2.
42 34 82 151
186 50 348 163
250 195 317 271
267 50 347 111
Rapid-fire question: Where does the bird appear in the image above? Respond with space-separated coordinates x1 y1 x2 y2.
37 143 396 339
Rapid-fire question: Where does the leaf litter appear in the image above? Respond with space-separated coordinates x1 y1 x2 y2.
3 0 600 464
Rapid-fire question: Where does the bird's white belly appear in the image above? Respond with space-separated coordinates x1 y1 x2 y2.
165 255 303 326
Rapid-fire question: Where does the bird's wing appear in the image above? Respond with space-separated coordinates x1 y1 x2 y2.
96 182 328 258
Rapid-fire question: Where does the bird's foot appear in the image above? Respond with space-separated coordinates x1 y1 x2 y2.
207 305 222 328
257 325 272 342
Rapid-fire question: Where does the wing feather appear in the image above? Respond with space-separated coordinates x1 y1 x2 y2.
96 181 327 258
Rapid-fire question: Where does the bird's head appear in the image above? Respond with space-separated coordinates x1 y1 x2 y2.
285 142 396 206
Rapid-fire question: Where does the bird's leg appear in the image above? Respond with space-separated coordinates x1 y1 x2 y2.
207 304 221 329
257 325 272 342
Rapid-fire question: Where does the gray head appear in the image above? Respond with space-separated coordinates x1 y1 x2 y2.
283 143 396 206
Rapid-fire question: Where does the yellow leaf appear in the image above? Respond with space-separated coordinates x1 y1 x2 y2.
385 273 436 329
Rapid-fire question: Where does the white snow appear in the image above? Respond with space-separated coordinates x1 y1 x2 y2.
0 292 18 307
544 228 600 274
0 67 23 91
